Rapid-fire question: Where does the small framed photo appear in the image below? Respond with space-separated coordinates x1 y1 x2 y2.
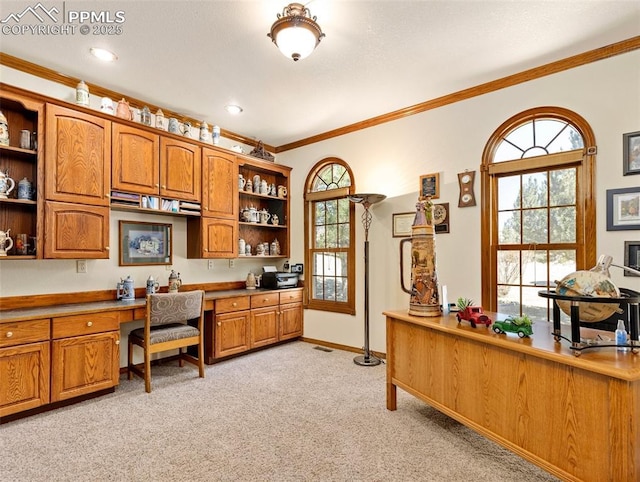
119 221 172 266
624 241 640 277
623 131 640 176
606 187 640 231
392 212 414 237
419 172 440 200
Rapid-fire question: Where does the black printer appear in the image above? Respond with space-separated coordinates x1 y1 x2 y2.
261 272 299 289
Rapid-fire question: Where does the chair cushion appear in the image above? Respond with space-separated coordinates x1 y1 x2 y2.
148 291 203 326
130 323 200 345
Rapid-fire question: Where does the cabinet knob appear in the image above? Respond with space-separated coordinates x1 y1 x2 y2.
87 321 93 327
6 331 13 338
115 340 120 345
204 249 209 252
155 183 159 187
232 302 237 307
105 246 110 251
217 322 221 326
105 193 110 198
263 298 269 302
162 185 167 189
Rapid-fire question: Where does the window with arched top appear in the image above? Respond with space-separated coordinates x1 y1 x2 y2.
481 107 596 321
304 158 356 314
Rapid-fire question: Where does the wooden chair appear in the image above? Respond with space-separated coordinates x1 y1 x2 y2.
128 290 205 392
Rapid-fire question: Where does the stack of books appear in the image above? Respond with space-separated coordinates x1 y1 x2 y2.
111 191 140 208
179 201 201 215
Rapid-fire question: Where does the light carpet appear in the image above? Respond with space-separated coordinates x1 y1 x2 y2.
0 341 559 481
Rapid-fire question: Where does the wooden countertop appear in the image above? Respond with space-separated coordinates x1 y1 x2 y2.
0 288 301 324
384 309 640 382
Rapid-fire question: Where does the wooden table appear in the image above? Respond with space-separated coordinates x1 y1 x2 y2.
384 310 640 482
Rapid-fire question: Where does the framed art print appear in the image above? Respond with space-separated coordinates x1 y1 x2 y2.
392 212 414 237
623 131 640 176
606 187 640 231
119 221 172 266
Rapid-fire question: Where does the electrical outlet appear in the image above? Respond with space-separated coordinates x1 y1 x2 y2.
229 259 235 268
76 259 87 273
208 259 214 270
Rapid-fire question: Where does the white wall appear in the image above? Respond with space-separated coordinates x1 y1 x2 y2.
2 51 640 356
279 50 640 354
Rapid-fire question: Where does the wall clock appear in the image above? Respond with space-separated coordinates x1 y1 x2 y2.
457 170 476 207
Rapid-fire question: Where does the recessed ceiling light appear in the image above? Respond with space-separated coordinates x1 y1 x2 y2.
225 104 243 115
90 47 118 62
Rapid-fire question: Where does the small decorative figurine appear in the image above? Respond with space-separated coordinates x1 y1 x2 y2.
199 121 210 142
116 276 135 301
76 80 89 107
146 276 160 295
0 170 15 199
455 297 492 328
155 109 166 130
246 272 257 289
492 314 533 338
249 140 275 161
141 106 152 126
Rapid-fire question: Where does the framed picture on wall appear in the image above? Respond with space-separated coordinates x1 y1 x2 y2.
392 212 414 237
623 131 640 176
434 202 450 234
119 221 172 266
624 241 640 277
606 187 640 231
419 172 440 200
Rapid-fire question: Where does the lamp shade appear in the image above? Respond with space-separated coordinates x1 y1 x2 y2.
268 3 325 61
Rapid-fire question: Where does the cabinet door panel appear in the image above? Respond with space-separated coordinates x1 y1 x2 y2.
202 148 237 219
159 137 201 202
45 201 110 258
51 331 120 402
45 104 110 206
188 217 237 259
250 307 278 348
112 124 159 195
279 302 303 340
0 342 50 417
214 311 249 358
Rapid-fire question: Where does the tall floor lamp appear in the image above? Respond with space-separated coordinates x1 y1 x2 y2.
349 193 386 366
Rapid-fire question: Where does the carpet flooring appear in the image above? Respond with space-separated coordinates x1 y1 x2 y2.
1 341 559 481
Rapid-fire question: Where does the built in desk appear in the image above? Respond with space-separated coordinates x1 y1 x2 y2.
384 309 640 482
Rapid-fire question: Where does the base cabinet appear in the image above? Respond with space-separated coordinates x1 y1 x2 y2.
214 311 250 359
279 302 303 340
50 312 120 402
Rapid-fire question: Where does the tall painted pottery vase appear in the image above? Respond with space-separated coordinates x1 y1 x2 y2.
400 199 441 317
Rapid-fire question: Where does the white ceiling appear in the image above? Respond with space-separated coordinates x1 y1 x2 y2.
2 0 639 148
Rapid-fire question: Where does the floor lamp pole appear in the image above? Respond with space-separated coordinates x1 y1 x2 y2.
349 193 386 367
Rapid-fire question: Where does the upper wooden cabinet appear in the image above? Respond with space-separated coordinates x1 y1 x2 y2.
111 124 159 195
202 147 237 219
45 104 111 206
159 136 201 202
112 124 201 203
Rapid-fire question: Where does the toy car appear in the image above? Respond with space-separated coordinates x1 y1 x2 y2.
492 316 533 338
456 306 492 328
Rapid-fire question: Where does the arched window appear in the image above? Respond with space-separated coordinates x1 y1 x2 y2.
481 107 596 321
304 158 356 314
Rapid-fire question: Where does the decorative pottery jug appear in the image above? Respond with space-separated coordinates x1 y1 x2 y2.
199 121 209 142
241 208 252 223
245 244 251 256
238 238 246 255
0 229 13 256
141 106 152 126
212 125 220 145
100 97 114 115
239 174 246 190
155 109 166 130
0 110 9 146
168 270 182 293
17 177 33 200
245 180 253 193
256 243 265 256
246 272 257 289
260 180 269 195
116 99 133 120
76 80 89 107
399 199 441 317
146 275 160 295
0 171 15 198
277 185 287 198
259 209 271 224
270 239 280 256
270 183 277 196
168 118 179 134
253 175 261 190
180 122 192 138
116 275 135 301
271 214 279 226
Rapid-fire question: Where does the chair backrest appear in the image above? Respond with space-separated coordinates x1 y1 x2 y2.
146 290 204 327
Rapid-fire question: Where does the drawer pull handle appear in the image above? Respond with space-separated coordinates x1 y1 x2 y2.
87 321 93 327
232 302 237 307
263 298 269 302
115 340 120 345
6 331 13 338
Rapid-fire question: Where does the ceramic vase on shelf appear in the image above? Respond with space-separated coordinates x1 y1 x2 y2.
76 80 89 107
0 110 9 146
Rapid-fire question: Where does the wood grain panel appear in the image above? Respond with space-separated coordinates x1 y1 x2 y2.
159 137 201 202
386 311 640 482
0 319 49 348
250 307 278 348
52 312 119 339
112 123 159 195
202 147 237 219
44 201 109 258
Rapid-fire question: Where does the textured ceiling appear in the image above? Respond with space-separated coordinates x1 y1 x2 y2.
1 0 639 147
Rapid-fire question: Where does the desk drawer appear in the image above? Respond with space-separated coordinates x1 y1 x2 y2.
216 296 250 314
279 290 303 304
251 293 279 309
0 319 50 348
52 312 119 339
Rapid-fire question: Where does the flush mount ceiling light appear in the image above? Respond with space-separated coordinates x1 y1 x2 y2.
267 2 325 62
89 47 117 62
225 104 243 115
